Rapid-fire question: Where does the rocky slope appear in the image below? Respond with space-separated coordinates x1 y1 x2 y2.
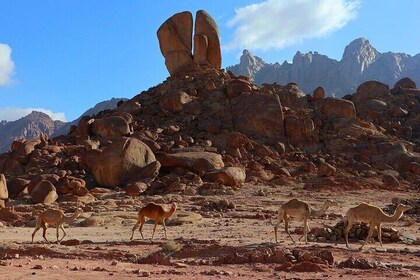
0 64 418 207
227 38 420 97
0 111 64 153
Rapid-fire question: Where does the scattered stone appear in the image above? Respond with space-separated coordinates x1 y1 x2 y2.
338 257 383 269
0 260 11 266
32 264 44 270
0 174 8 200
60 239 81 246
318 162 336 177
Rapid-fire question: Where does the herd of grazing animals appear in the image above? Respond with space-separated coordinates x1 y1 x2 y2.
31 199 411 250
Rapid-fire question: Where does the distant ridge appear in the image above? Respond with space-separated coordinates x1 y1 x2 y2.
0 97 127 153
227 38 420 96
0 111 64 153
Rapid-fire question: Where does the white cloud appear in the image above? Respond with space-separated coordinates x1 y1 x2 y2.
0 43 15 86
226 0 360 50
0 107 67 122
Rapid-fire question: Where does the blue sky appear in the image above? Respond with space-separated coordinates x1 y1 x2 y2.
0 0 419 122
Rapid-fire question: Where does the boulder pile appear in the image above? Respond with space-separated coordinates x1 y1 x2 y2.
310 221 403 244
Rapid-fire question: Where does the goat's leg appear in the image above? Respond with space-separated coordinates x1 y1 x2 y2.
344 217 354 248
274 210 284 243
59 225 67 242
303 217 308 244
299 223 310 241
151 223 158 239
377 224 383 247
360 224 375 250
31 219 42 243
162 220 168 239
56 226 60 243
130 220 140 240
284 216 295 243
42 225 49 243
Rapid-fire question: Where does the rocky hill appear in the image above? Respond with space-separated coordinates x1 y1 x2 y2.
227 38 420 97
0 10 418 208
0 111 64 153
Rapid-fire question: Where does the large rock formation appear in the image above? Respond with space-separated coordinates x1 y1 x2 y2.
157 11 193 76
157 10 221 75
227 38 420 97
193 10 221 70
83 137 158 187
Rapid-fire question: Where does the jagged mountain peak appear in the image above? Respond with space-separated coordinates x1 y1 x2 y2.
227 38 420 96
24 111 51 120
342 37 379 61
226 49 267 79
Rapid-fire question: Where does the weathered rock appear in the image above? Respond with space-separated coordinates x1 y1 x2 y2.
116 100 142 114
275 142 286 154
305 161 317 172
290 261 325 272
86 138 158 187
338 257 382 269
125 182 148 196
92 116 131 138
0 174 8 200
231 93 285 139
11 139 40 165
227 79 252 98
31 180 58 204
193 10 221 70
276 83 308 109
318 98 356 118
204 166 246 186
356 98 387 116
382 174 400 188
313 87 325 100
318 161 336 177
353 81 390 104
75 116 94 140
393 77 416 90
160 90 192 113
158 151 224 174
389 106 408 118
27 174 60 193
157 11 193 75
284 114 317 149
7 177 30 198
267 163 291 177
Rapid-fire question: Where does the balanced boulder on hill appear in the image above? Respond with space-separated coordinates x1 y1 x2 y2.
157 10 221 75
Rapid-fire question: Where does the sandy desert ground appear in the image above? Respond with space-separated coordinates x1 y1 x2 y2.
0 182 419 279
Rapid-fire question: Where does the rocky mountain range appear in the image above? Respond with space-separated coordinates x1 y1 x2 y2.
0 111 65 153
227 38 420 97
0 98 126 153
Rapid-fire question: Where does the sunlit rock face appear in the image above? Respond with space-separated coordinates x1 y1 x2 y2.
157 10 221 76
